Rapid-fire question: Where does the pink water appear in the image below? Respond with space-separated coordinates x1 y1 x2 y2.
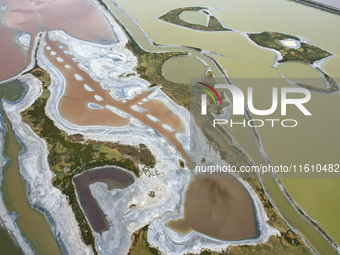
0 25 28 81
0 0 116 81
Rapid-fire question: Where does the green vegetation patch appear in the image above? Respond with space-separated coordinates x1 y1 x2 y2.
21 68 155 253
226 234 311 255
248 31 331 64
159 7 231 32
118 19 191 109
128 225 160 255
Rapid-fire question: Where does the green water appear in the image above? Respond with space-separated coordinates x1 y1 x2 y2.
0 225 21 255
0 81 62 255
283 178 340 242
0 81 26 255
262 176 336 254
0 80 26 102
179 10 208 26
103 0 340 253
162 55 207 83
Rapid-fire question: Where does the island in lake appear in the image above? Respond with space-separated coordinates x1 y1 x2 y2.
159 7 231 32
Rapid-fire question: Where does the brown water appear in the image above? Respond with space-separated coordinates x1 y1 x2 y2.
0 0 116 81
73 167 134 232
168 174 257 241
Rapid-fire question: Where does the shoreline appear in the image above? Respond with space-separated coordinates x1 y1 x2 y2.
72 165 136 235
0 31 40 85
